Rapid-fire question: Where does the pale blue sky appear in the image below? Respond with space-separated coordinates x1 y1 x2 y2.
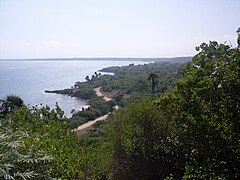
0 0 239 59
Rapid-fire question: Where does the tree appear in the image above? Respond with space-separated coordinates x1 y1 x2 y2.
94 71 99 78
85 75 90 82
172 32 240 179
148 73 159 94
0 103 85 179
108 100 185 179
0 95 24 118
74 81 81 88
107 32 240 179
91 74 95 81
237 27 240 49
0 127 52 179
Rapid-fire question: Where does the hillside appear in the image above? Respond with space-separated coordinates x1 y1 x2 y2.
1 35 239 179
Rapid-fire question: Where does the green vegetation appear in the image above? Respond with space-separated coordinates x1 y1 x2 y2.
148 73 159 93
0 127 52 179
0 103 85 179
68 96 115 129
98 62 185 99
1 31 239 179
46 61 186 129
0 100 113 179
0 95 24 118
46 61 186 102
104 33 240 179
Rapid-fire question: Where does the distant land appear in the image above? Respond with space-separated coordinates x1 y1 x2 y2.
0 57 192 63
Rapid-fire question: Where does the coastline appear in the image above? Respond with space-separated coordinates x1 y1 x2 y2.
43 58 189 118
1 60 148 117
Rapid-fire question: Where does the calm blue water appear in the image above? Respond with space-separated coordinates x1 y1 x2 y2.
0 60 146 117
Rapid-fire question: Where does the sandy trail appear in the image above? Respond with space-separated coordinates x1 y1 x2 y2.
73 114 109 132
94 87 111 101
74 87 117 132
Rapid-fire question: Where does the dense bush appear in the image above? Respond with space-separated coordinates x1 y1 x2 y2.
68 96 113 129
106 35 240 179
68 115 88 129
108 100 185 179
90 97 110 115
0 127 52 179
98 62 184 97
0 105 85 179
72 86 96 99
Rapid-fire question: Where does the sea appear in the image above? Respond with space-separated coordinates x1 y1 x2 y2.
0 60 147 117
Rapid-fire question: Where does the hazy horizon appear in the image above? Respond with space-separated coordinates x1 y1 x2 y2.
0 56 192 61
0 0 239 59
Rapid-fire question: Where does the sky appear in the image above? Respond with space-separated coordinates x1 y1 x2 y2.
0 0 239 59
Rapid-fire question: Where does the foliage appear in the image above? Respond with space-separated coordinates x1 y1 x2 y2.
0 127 52 179
106 33 240 179
148 73 159 94
69 96 113 129
47 62 186 106
174 39 240 179
46 61 187 131
0 104 85 179
0 95 24 118
2 35 239 179
108 100 185 179
79 130 112 179
72 85 96 99
98 62 184 98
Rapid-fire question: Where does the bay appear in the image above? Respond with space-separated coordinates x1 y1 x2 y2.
0 60 147 117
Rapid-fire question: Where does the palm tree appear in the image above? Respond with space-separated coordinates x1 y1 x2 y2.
74 81 81 89
85 75 90 82
94 72 99 78
237 28 240 49
148 73 159 94
91 74 95 81
0 95 24 117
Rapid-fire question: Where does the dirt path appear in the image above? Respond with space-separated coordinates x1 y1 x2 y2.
73 114 109 132
73 87 117 133
94 87 111 101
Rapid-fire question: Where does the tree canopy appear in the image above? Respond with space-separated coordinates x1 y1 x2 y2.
107 32 240 179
